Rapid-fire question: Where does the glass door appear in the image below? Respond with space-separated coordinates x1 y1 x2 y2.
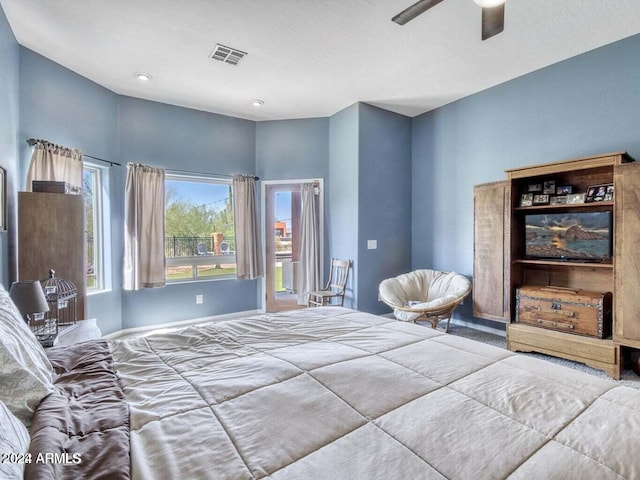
265 183 303 312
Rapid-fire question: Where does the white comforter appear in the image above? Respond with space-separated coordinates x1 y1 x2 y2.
109 307 640 479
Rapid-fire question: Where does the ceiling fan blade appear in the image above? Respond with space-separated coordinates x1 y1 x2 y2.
392 0 445 25
481 4 505 40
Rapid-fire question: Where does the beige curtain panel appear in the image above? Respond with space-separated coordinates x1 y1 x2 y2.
26 139 83 192
123 163 166 290
233 175 264 280
297 183 321 305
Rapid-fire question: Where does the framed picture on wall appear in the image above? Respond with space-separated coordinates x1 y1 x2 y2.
0 167 5 231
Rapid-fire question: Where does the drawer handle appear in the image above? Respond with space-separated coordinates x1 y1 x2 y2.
532 307 577 318
535 318 575 330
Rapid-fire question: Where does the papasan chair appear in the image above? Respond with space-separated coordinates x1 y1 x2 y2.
378 269 471 332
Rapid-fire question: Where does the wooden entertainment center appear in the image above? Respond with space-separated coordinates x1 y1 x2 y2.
473 152 640 379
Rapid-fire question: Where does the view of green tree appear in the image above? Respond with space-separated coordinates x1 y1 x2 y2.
83 170 94 239
84 168 98 288
165 185 234 240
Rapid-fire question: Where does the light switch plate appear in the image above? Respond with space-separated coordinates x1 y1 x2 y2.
196 294 204 304
367 240 377 250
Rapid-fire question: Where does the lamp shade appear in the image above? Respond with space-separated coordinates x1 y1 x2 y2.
9 281 50 317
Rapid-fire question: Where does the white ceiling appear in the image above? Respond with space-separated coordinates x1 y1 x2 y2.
2 0 640 121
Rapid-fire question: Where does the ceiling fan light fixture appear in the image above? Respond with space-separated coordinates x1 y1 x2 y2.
393 0 506 40
473 0 505 7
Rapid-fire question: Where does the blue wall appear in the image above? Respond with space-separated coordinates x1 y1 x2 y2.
7 3 640 332
328 104 360 308
326 104 413 313
118 96 257 329
18 49 122 333
0 9 18 288
256 118 329 181
16 50 260 333
358 104 412 313
12 47 339 333
411 33 640 325
256 118 330 307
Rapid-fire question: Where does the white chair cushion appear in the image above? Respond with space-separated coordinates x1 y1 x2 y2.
426 271 471 302
379 270 471 322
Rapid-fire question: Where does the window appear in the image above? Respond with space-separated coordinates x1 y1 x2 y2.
165 175 236 282
84 165 104 291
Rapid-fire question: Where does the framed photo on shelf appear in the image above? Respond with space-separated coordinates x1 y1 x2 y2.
527 183 542 193
585 183 613 203
520 193 533 207
543 180 556 194
550 196 568 206
556 185 573 195
533 194 550 205
604 184 614 202
566 193 585 204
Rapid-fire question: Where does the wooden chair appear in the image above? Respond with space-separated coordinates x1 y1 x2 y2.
307 259 351 307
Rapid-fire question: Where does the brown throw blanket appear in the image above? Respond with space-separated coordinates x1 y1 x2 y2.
25 341 130 480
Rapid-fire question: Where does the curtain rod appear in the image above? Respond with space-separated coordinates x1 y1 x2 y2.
166 168 259 181
26 138 121 167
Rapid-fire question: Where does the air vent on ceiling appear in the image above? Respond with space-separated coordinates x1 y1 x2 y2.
210 44 247 66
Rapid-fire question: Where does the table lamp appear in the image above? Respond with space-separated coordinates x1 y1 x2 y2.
9 280 50 324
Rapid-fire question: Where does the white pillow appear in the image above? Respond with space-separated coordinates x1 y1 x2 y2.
0 400 30 479
0 284 54 426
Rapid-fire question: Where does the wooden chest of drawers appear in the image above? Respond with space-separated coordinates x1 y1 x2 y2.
515 286 612 338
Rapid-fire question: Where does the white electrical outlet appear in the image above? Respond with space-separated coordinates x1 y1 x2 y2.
196 294 204 304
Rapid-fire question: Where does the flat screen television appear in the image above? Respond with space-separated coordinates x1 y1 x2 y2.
525 211 612 262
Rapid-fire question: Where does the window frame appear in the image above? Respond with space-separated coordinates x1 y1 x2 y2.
83 164 105 293
164 173 236 284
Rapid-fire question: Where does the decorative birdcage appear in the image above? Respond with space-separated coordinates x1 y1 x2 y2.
29 269 77 346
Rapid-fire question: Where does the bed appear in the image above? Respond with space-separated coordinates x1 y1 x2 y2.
3 298 640 479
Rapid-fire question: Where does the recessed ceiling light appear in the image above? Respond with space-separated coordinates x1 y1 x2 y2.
135 72 152 81
252 99 264 107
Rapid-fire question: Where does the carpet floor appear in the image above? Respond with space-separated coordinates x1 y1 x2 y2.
444 323 640 390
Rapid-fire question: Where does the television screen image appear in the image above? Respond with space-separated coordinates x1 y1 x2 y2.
525 212 612 261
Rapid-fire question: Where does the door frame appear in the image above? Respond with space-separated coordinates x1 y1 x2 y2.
260 178 324 312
